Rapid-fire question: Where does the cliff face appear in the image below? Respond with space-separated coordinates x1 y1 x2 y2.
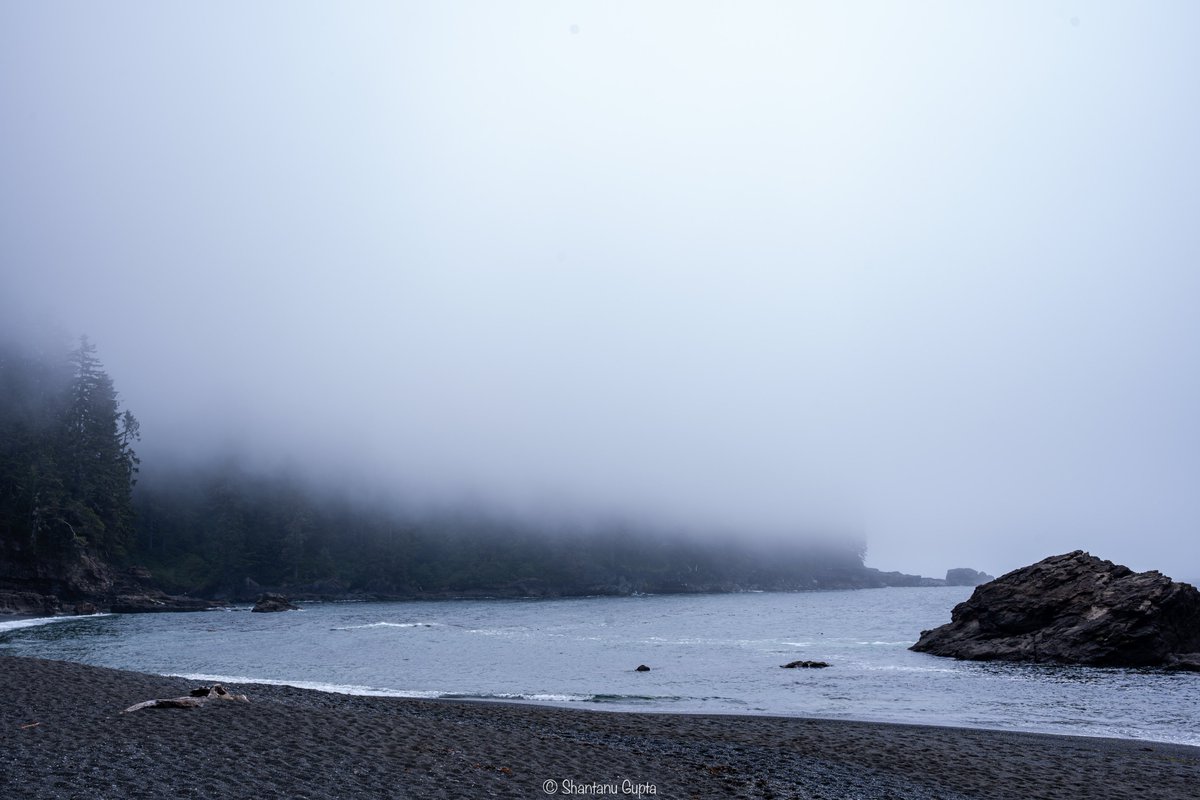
912 551 1200 668
0 537 111 614
0 538 215 616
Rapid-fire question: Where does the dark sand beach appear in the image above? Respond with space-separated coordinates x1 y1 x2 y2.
2 655 1196 799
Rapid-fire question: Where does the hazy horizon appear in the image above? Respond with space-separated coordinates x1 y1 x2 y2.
4 3 1198 582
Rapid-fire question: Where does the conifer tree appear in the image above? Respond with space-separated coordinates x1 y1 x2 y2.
56 336 139 556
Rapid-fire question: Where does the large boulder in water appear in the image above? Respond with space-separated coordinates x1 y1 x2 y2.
252 593 299 613
911 551 1200 667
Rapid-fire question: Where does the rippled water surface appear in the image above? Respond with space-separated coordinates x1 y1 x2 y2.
3 588 1197 745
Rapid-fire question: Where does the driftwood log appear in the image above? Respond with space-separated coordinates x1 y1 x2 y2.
122 684 249 713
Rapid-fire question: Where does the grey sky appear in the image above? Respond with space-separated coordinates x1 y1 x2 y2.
3 2 1198 580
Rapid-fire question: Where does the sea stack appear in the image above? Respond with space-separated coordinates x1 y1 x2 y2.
912 551 1200 669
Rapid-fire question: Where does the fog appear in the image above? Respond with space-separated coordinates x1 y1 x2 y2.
3 2 1198 581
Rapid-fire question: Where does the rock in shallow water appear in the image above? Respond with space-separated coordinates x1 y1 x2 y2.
252 593 300 612
911 550 1200 667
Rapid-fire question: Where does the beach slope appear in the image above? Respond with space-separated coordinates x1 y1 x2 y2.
1 655 1196 799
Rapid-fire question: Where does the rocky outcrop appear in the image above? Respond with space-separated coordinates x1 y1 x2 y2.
912 551 1200 667
944 568 994 587
0 540 219 617
252 593 300 612
0 590 64 616
863 569 946 587
110 594 219 614
781 660 829 668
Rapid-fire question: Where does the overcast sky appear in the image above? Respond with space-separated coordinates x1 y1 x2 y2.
3 2 1198 580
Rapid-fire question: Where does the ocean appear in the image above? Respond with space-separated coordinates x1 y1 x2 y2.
2 587 1196 746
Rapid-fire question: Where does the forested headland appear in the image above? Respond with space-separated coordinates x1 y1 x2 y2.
1 337 930 614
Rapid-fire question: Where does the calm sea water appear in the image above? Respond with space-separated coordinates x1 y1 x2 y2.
2 588 1197 745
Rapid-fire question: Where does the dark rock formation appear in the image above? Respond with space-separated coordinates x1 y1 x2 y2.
944 568 994 587
1166 654 1200 672
781 660 830 668
111 594 218 614
0 590 63 616
126 566 155 581
635 664 650 672
0 542 219 616
860 569 946 587
912 551 1200 667
252 593 300 612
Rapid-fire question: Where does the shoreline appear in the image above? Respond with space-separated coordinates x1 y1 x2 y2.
5 608 1197 751
2 654 1197 799
151 668 1200 749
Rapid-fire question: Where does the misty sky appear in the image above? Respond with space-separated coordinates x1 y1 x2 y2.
3 2 1198 580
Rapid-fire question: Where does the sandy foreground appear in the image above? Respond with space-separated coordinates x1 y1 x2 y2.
1 654 1196 800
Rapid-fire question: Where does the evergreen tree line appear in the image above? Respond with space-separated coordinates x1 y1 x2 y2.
0 337 139 561
1 337 875 599
135 464 872 599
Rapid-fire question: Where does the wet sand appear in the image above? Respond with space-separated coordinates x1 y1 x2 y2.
1 654 1196 799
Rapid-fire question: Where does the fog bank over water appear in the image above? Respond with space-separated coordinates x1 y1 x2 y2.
3 3 1199 581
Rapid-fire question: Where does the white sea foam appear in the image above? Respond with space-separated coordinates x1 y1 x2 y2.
464 692 594 703
166 673 446 698
455 692 688 705
160 676 670 707
464 627 528 637
859 664 958 673
331 621 441 631
0 613 110 633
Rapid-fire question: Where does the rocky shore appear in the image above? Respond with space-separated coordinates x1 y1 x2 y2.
0 546 222 617
2 654 1197 799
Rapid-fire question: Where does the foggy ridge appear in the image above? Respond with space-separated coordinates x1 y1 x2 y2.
3 4 1197 582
